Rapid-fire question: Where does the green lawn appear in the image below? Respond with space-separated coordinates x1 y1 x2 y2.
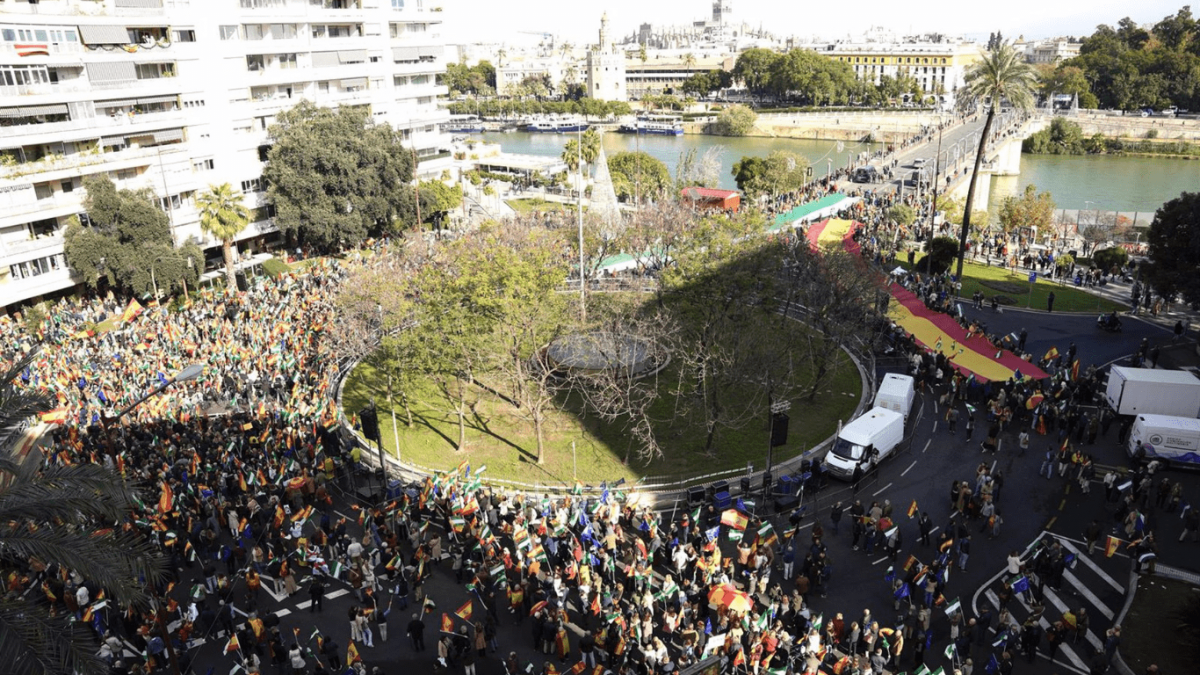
1121 575 1200 675
905 257 1125 313
342 338 861 487
506 198 580 214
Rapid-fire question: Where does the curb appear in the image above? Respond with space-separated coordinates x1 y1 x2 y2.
1111 562 1200 675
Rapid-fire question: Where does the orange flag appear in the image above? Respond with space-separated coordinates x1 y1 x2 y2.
158 482 173 514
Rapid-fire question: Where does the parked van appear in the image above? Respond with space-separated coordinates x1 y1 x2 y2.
824 407 906 480
874 373 916 421
1127 414 1200 468
853 166 881 184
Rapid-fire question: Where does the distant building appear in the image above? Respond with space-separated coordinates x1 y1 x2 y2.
1021 38 1082 65
625 52 733 99
586 13 626 101
681 187 740 212
811 38 984 103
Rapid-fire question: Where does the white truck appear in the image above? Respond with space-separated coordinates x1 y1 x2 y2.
1127 414 1200 468
824 407 906 480
1104 366 1200 418
874 373 916 421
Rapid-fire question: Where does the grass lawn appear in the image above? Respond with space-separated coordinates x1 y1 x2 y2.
506 198 580 214
342 340 861 487
904 256 1125 313
1121 574 1200 675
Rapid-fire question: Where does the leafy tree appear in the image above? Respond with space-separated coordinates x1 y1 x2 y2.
1144 191 1200 307
731 155 769 195
956 43 1038 278
681 70 733 97
924 235 962 274
888 204 916 227
1093 246 1130 272
675 146 725 189
1037 64 1099 108
0 354 165 675
768 49 859 105
998 184 1056 235
1022 117 1087 154
263 101 416 250
712 104 757 136
64 175 201 298
607 151 671 203
195 183 250 291
732 48 780 100
418 180 463 229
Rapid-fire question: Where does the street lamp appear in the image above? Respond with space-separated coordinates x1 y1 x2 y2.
98 361 202 675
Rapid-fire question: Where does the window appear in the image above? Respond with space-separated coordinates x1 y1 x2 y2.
246 55 265 72
193 158 215 172
244 25 264 40
391 0 404 7
279 53 298 69
61 180 75 193
241 178 262 193
220 26 240 41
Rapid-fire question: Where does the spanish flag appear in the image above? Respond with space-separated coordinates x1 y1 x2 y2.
907 499 919 519
455 600 473 621
157 482 173 514
441 613 455 634
720 509 749 531
224 635 240 654
40 408 70 424
346 641 361 663
121 299 144 323
1105 535 1121 558
1044 346 1059 362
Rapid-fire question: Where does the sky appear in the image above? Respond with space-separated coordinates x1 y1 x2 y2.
440 0 1188 46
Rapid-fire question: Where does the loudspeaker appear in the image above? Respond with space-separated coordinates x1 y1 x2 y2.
773 495 799 514
235 271 249 292
761 471 773 492
709 480 728 502
739 476 752 496
687 486 705 507
771 413 789 447
359 406 381 443
356 486 380 505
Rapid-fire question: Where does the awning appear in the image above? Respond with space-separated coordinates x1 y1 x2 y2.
114 0 163 6
0 104 69 118
152 128 184 143
78 25 130 45
85 62 136 82
392 46 419 61
136 95 178 106
340 77 367 88
95 98 139 108
338 49 367 63
100 135 126 147
311 51 340 68
417 45 443 58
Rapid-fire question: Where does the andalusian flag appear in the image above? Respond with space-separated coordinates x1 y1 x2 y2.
907 499 919 519
1106 535 1122 558
943 597 962 616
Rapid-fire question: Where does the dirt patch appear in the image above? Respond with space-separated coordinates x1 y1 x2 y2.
1122 574 1200 675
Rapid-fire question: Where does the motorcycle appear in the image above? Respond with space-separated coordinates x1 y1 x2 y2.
1096 314 1123 333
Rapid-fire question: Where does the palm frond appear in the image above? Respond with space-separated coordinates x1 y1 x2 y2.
0 352 53 450
0 599 110 675
0 459 145 519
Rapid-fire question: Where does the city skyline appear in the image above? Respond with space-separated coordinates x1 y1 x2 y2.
442 0 1188 45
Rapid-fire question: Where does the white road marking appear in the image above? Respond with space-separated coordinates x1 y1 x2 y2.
1042 585 1105 651
1062 569 1115 619
902 460 917 476
921 439 931 454
1054 537 1125 591
872 557 890 566
873 482 893 497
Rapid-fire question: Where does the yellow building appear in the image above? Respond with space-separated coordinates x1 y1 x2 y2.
814 41 984 102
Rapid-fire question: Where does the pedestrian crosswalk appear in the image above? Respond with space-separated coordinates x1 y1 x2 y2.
971 532 1127 675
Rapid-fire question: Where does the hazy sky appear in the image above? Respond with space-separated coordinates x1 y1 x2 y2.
440 0 1187 46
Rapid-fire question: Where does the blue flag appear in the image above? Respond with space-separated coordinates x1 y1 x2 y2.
884 566 896 583
705 526 720 542
894 583 909 600
736 498 746 512
985 654 1000 674
1011 576 1030 594
925 630 933 650
1064 553 1076 569
705 617 713 634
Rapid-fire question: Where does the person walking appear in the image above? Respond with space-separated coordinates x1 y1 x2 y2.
957 535 971 571
1047 291 1055 313
408 613 426 651
830 502 844 536
309 574 325 613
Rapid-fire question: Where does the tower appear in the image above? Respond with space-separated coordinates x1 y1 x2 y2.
599 12 610 53
586 14 627 101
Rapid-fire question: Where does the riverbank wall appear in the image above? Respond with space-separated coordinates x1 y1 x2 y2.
1069 111 1200 142
685 110 946 142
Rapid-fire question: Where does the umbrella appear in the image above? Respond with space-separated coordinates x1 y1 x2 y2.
708 584 752 614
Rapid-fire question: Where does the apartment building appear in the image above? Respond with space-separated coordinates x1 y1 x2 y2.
0 0 451 308
812 40 984 101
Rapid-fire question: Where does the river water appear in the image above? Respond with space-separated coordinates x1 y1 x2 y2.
478 131 1200 215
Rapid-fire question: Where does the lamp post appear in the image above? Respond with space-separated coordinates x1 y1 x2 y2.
99 362 203 675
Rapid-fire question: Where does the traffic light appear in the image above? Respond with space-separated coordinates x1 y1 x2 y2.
359 406 381 443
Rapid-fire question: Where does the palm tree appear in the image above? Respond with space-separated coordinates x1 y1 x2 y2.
561 128 601 174
955 43 1037 278
682 52 697 71
196 183 251 292
0 354 165 675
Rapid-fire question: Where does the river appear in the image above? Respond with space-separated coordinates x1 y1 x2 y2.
478 131 1200 216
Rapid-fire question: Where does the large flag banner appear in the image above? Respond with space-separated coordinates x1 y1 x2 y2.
720 509 748 531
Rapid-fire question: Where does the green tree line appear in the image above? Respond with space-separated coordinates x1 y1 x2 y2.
447 98 633 118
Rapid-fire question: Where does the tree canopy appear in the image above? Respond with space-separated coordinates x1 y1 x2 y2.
1144 190 1200 307
712 104 757 136
196 183 250 291
263 101 416 250
64 175 201 298
443 60 496 96
998 184 1056 234
1066 7 1200 110
606 151 672 203
732 150 809 197
681 69 733 97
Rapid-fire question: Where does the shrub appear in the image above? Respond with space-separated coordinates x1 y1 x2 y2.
712 104 757 136
923 236 961 274
261 256 290 279
1093 246 1129 271
1145 128 1159 139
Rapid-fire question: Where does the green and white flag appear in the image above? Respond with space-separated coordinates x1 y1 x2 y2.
931 668 946 675
915 665 932 675
728 530 743 542
329 561 344 579
754 611 770 632
943 597 961 617
190 584 205 600
811 613 823 631
944 643 955 659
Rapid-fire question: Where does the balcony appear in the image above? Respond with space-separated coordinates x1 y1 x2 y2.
0 233 66 259
0 193 82 229
0 80 92 98
0 144 180 183
0 266 75 307
0 108 187 142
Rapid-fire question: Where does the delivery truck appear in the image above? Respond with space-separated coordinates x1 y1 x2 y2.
824 407 906 480
1126 414 1200 468
874 373 916 421
1104 366 1200 418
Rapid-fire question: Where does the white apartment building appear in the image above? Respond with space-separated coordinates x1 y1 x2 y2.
812 40 984 101
0 0 451 308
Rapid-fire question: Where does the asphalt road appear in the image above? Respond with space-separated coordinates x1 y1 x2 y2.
169 306 1198 675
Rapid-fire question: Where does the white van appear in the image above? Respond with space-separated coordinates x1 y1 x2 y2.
874 374 916 421
824 407 906 480
1127 414 1200 468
